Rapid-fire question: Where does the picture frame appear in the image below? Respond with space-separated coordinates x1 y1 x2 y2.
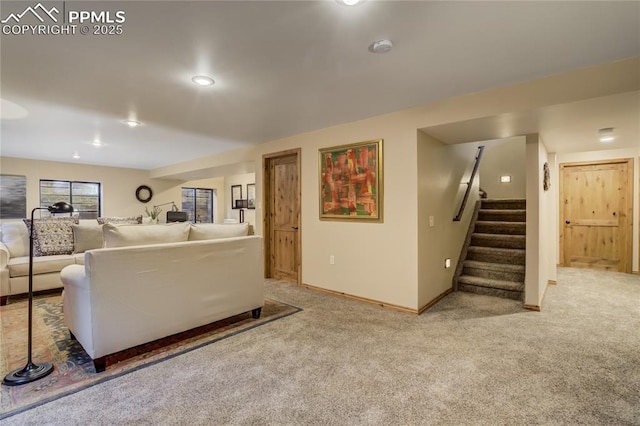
247 183 256 209
231 185 242 209
319 139 383 222
0 174 27 219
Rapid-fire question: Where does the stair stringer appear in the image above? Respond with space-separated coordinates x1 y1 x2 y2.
452 200 481 291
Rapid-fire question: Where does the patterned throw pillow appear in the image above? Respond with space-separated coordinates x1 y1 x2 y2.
23 217 79 256
97 216 142 225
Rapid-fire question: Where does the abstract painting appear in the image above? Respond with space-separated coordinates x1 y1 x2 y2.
0 175 26 219
319 139 383 222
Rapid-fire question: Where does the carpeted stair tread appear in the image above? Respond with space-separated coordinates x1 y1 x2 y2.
457 282 524 301
466 246 525 265
457 275 524 292
478 209 526 222
474 221 526 235
480 199 526 210
463 260 525 273
470 233 526 249
462 260 525 282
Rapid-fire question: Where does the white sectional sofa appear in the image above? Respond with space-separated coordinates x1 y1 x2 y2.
60 222 263 372
0 220 100 305
0 220 253 305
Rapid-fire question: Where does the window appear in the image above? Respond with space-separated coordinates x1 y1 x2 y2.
40 180 101 219
181 187 215 223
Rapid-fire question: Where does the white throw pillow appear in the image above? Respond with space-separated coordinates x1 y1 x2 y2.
103 223 190 248
97 216 142 225
188 223 249 241
72 224 104 253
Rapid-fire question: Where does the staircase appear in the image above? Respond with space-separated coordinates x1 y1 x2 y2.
455 199 526 301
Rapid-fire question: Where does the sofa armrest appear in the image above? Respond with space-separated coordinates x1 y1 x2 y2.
60 264 89 291
0 241 9 269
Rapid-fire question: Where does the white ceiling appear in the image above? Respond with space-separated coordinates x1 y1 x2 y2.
1 1 638 170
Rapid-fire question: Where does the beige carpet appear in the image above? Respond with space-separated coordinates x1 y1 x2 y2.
3 268 639 425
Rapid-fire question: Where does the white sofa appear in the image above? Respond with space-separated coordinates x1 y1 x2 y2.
0 220 99 305
0 220 252 305
60 223 263 372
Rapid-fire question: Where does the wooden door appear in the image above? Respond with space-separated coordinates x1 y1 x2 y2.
263 149 301 283
559 159 633 272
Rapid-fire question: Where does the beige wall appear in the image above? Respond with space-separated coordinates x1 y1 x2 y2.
0 157 181 221
418 132 480 309
479 137 527 199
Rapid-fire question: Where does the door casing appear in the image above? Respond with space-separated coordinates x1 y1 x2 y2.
559 158 634 273
262 148 302 284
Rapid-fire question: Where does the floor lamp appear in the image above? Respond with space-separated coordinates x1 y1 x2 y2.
3 201 74 386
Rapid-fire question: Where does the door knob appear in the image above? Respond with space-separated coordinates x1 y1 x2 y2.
292 226 299 230
565 220 571 225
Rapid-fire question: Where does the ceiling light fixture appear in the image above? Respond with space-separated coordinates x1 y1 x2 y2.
369 39 393 54
72 152 80 159
340 0 361 5
598 127 615 143
192 75 215 87
92 139 102 147
122 119 142 128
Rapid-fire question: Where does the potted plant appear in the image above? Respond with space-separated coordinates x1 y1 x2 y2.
144 206 162 224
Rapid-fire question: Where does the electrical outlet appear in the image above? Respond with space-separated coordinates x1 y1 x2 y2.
330 255 335 265
429 216 435 227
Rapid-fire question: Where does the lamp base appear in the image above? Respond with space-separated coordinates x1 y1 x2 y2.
3 362 53 386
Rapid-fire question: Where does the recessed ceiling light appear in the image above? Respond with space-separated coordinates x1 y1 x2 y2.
598 127 615 143
123 119 142 128
340 0 361 5
92 139 102 147
369 39 393 54
72 152 80 159
192 75 215 86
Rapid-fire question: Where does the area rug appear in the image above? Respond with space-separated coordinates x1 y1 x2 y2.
0 293 301 419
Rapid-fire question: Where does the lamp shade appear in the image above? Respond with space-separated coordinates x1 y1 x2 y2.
48 202 74 214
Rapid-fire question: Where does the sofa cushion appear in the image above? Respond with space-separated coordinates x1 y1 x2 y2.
1 222 29 258
188 223 249 241
8 255 75 277
97 216 142 225
72 223 104 253
103 223 191 248
24 217 79 256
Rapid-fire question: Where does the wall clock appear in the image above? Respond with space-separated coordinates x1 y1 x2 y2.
135 185 153 203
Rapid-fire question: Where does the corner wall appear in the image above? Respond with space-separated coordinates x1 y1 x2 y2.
524 134 552 309
417 132 480 309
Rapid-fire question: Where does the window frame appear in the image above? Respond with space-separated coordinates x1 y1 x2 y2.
39 179 102 219
181 187 215 223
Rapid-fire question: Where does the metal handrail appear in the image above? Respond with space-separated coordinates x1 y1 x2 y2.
453 145 485 221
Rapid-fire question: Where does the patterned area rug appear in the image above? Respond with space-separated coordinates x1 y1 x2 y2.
0 293 301 419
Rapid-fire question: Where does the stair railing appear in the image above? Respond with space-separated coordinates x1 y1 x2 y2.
453 145 485 222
